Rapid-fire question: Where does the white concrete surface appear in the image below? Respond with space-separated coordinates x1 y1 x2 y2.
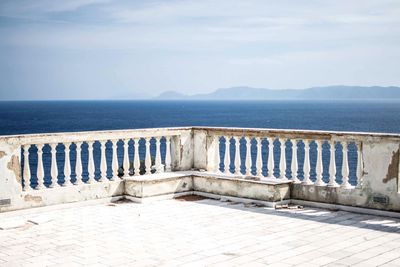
1 198 400 267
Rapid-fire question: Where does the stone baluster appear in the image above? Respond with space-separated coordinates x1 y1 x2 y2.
111 140 119 180
134 138 141 175
123 139 130 178
50 143 59 188
328 140 338 187
341 141 352 188
36 144 44 190
64 143 72 186
356 142 363 188
87 141 95 184
23 145 31 190
256 137 262 177
315 140 325 186
155 137 162 173
279 138 286 179
99 140 107 182
291 139 300 183
75 142 83 185
145 138 152 174
165 137 171 172
215 136 222 173
267 137 274 178
224 136 231 174
302 140 312 184
234 136 241 175
245 137 252 176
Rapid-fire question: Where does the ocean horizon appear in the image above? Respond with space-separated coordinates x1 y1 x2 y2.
1 100 400 136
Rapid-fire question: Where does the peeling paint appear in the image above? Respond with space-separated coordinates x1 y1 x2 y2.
7 155 21 183
0 151 6 158
383 149 399 183
24 195 42 203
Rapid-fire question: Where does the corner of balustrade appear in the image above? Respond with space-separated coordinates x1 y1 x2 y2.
358 138 400 211
170 129 194 171
191 128 220 172
292 137 400 212
0 139 23 212
192 128 208 170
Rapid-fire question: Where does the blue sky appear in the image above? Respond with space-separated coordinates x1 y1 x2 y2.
0 0 399 100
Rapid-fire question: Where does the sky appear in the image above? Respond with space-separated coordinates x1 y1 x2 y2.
0 0 400 100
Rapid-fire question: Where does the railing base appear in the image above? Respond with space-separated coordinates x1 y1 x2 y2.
125 171 291 204
3 171 400 217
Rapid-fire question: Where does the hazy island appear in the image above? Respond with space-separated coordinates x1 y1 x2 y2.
156 86 400 100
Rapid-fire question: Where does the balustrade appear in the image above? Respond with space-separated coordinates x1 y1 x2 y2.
214 133 363 188
3 127 398 213
21 134 176 190
18 128 365 190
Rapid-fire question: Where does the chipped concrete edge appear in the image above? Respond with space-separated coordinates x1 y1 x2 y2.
193 191 291 208
125 191 194 203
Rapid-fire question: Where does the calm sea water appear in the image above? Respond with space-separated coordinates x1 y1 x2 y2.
0 100 400 135
1 100 399 187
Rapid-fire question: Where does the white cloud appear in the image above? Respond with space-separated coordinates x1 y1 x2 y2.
0 0 109 14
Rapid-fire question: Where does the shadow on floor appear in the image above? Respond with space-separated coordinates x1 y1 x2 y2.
173 197 400 234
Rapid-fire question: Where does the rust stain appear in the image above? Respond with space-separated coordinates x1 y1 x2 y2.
24 195 42 203
0 151 6 158
7 155 21 183
383 149 399 183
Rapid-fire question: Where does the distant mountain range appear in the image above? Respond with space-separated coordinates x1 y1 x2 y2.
155 86 400 100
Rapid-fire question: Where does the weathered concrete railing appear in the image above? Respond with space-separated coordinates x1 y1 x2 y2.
22 134 173 190
0 127 193 211
1 126 399 213
195 127 400 211
204 130 363 188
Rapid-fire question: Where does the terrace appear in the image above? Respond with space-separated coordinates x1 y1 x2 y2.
1 126 400 266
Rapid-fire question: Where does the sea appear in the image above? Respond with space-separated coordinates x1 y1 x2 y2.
1 100 399 187
0 100 400 135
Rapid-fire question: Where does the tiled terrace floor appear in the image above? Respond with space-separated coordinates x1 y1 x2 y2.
1 197 400 267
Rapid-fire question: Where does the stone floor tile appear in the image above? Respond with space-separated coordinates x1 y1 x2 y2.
265 263 293 267
1 199 399 267
332 256 366 266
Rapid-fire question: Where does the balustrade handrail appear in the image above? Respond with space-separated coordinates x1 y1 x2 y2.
2 126 400 145
192 126 400 142
0 127 192 145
